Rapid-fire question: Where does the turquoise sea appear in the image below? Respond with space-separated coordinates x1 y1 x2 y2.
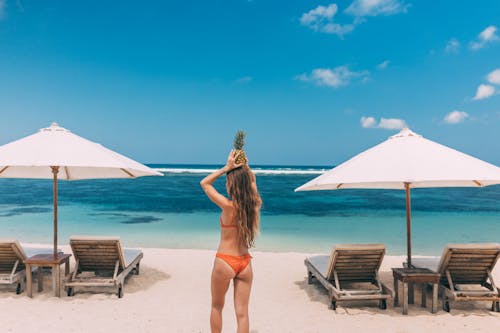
0 164 499 255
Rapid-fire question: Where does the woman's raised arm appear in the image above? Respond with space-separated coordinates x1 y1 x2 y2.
200 150 243 209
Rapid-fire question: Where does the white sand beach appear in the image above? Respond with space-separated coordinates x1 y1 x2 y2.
1 245 500 333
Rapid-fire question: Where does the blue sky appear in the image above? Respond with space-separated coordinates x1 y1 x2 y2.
0 0 499 165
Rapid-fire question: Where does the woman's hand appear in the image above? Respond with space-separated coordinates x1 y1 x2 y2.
225 150 244 171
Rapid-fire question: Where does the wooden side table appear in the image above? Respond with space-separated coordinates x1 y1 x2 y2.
392 267 440 315
24 253 71 297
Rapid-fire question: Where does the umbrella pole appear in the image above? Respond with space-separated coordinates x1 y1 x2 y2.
51 166 59 258
405 183 412 267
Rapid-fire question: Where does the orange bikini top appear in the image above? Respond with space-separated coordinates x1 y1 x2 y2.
220 216 238 229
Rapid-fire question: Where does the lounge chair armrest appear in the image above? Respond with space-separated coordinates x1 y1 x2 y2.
10 260 19 279
381 282 395 298
445 270 455 291
113 260 119 280
487 270 498 292
65 271 75 282
72 259 80 280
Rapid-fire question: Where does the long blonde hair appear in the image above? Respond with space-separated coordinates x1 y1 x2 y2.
226 165 262 248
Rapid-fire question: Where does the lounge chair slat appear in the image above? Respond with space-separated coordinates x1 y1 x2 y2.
451 251 499 255
336 254 384 259
335 274 376 278
448 264 493 269
336 263 380 268
335 259 381 264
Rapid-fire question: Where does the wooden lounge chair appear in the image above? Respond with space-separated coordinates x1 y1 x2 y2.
0 240 27 294
65 236 143 298
412 243 500 312
304 244 393 310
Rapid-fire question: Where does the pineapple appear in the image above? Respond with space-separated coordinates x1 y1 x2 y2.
233 130 248 165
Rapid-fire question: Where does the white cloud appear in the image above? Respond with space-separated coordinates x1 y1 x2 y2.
444 38 460 54
360 116 407 129
376 60 390 70
345 0 409 17
444 110 469 124
235 76 253 84
300 1 408 37
378 118 407 129
300 3 337 25
360 116 377 128
487 69 500 85
473 84 495 100
300 4 355 37
470 25 499 50
321 22 355 35
479 25 498 40
296 66 369 88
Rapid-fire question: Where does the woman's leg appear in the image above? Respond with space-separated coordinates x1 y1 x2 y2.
211 258 235 333
233 262 253 333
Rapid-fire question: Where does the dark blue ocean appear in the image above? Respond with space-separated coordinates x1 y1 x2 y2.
0 164 499 255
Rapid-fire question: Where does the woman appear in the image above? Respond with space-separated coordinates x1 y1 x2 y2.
200 150 262 333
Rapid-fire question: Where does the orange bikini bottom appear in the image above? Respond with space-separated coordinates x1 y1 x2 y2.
216 253 252 275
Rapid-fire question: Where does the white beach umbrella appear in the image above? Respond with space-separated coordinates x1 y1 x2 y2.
0 122 162 257
295 128 500 266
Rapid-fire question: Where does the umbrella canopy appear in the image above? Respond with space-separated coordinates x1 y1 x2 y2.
0 123 162 256
0 123 162 179
296 128 500 265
